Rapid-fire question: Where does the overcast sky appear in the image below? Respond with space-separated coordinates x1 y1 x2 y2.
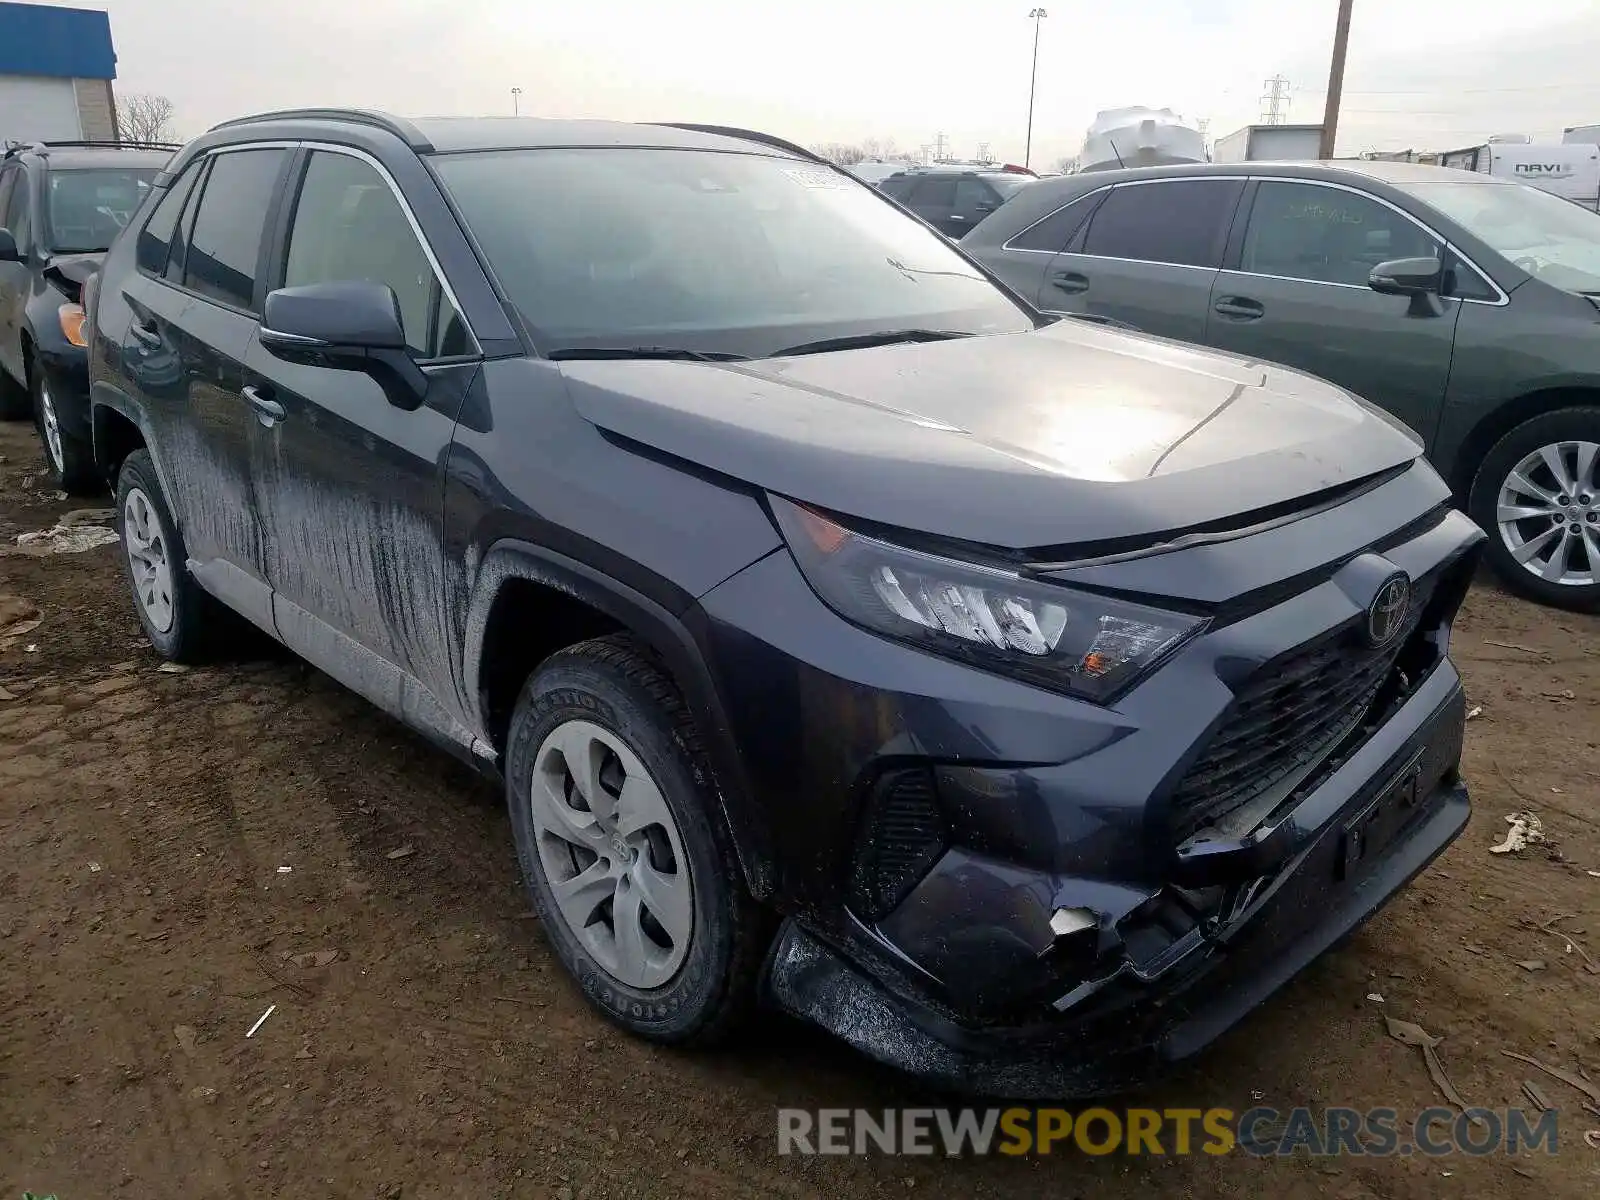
73 0 1600 165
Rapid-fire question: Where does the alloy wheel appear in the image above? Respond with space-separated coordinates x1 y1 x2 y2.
123 486 175 633
1495 439 1600 588
39 381 64 474
528 719 694 989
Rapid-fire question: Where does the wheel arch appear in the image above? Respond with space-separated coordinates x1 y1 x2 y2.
465 540 775 900
89 385 152 482
1449 386 1600 500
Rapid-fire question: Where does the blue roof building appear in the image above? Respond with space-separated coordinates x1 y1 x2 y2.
0 3 121 143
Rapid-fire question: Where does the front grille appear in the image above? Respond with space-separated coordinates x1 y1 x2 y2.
1169 575 1437 841
849 768 947 921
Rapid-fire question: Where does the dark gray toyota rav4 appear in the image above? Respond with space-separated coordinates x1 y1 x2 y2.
85 110 1482 1097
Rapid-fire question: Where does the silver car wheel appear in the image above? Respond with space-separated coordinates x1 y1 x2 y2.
123 486 175 633
528 719 694 989
1496 439 1600 587
40 380 65 474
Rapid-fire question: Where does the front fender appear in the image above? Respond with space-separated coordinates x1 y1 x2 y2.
461 539 776 900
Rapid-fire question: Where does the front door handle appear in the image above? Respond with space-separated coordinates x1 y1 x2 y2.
1050 271 1090 295
1213 296 1265 320
242 385 286 427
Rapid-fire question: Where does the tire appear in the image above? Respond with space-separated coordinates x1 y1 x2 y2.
1468 406 1600 612
33 370 102 495
0 363 29 420
114 449 227 662
506 634 762 1046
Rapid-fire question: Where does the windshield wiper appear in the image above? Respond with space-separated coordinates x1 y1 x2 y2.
545 345 749 362
773 329 973 357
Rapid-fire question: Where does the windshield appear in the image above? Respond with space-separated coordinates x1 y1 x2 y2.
1402 179 1600 292
432 148 1033 356
45 168 159 254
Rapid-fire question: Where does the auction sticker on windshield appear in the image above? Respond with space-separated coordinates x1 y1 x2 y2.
782 167 852 189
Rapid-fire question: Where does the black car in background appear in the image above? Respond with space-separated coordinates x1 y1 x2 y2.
0 140 175 491
878 163 1036 238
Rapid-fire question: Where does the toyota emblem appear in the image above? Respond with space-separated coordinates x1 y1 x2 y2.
1366 574 1411 648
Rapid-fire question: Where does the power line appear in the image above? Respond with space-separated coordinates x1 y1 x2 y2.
1304 81 1600 96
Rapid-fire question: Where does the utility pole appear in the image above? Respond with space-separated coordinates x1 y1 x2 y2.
511 87 523 116
1260 75 1291 125
1319 0 1355 158
1025 8 1048 169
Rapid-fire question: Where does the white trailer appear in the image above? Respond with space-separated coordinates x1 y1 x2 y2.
1211 124 1324 164
1438 141 1600 210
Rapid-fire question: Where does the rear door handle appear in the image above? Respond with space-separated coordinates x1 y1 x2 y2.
1050 271 1090 295
1213 296 1265 320
242 385 286 427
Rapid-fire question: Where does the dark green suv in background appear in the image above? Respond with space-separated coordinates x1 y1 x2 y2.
964 161 1600 611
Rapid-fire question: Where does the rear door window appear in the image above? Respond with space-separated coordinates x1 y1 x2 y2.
136 162 202 276
1079 179 1244 268
182 148 289 311
954 178 998 216
1008 192 1104 252
879 176 916 202
910 177 957 209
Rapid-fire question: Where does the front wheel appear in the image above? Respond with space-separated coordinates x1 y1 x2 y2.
505 635 762 1046
115 449 228 661
34 371 101 495
1468 406 1600 612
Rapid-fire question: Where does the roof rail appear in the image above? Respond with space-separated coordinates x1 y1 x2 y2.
653 123 838 171
207 108 433 152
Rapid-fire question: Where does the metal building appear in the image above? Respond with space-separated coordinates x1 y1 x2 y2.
0 2 119 145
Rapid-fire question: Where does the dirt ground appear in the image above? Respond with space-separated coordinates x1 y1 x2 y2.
0 418 1597 1200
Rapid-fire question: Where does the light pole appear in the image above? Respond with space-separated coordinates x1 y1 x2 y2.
511 87 523 117
1025 8 1048 170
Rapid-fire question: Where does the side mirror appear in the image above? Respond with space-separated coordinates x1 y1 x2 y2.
1368 256 1443 296
0 228 20 263
1369 256 1446 318
259 281 427 410
975 200 998 214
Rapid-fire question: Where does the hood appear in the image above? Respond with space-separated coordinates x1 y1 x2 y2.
43 252 102 301
561 319 1423 551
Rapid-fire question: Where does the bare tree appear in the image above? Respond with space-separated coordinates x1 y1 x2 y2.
117 93 179 144
809 142 867 166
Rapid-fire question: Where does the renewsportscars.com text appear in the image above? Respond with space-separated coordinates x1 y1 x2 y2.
776 1106 1561 1158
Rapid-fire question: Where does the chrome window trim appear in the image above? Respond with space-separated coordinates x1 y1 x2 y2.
297 141 481 353
1000 171 1511 307
1237 176 1511 307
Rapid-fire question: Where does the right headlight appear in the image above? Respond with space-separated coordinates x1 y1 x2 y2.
771 496 1206 702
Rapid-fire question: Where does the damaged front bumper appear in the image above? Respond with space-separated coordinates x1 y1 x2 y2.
761 665 1470 1100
